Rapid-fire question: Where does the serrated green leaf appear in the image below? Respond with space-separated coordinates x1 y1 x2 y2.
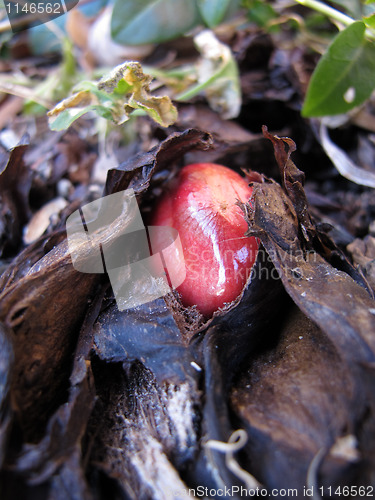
197 0 232 28
48 62 178 131
302 21 375 117
111 0 201 45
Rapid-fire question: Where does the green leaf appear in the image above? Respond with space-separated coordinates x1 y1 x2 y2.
302 21 375 117
363 13 375 29
23 101 48 116
245 0 277 28
111 0 201 45
197 0 232 27
48 62 178 131
48 104 114 131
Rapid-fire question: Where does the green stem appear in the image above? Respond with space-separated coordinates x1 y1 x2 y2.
295 0 355 26
295 0 375 41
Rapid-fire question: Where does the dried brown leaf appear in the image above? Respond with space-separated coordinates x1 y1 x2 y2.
0 136 31 256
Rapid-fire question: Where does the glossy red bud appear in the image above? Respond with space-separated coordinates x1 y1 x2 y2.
152 163 259 316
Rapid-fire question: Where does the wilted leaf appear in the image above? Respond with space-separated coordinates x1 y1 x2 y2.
302 22 375 117
101 62 178 127
347 234 375 292
318 122 375 188
47 86 120 131
111 0 201 45
48 62 178 131
177 30 242 119
240 132 375 364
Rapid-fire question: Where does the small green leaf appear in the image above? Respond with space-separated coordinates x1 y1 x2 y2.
302 21 375 117
197 0 232 28
111 0 201 45
363 13 375 29
48 105 114 131
48 62 178 131
245 0 277 28
48 89 118 131
23 101 48 116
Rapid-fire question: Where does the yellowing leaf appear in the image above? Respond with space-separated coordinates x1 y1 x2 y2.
99 62 178 127
48 62 178 131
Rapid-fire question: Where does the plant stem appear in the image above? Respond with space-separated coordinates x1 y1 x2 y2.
295 0 375 40
295 0 354 26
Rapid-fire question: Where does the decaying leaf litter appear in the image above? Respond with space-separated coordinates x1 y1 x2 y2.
0 4 375 499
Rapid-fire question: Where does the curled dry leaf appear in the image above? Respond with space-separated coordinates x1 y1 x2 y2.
0 136 31 257
240 129 375 363
319 122 375 188
0 237 100 440
48 62 178 131
231 305 364 492
23 197 68 245
229 128 375 492
9 292 102 487
195 30 241 120
347 235 375 293
177 104 261 164
104 128 213 195
99 62 178 127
